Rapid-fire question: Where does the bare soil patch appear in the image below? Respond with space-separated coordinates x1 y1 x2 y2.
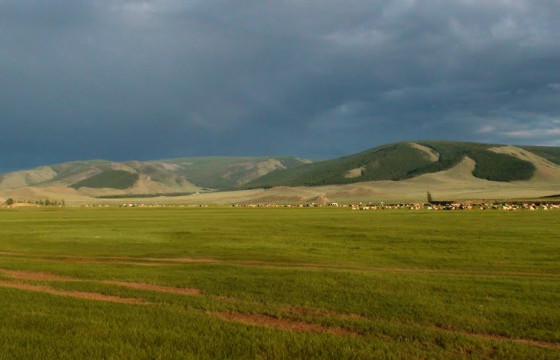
0 269 77 281
104 281 202 295
0 268 201 296
144 257 220 264
286 306 366 320
38 257 163 267
0 281 149 305
437 324 560 349
212 311 361 337
0 251 27 257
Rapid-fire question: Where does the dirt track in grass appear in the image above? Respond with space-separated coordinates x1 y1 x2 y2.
0 269 77 281
214 310 560 348
1 267 559 348
435 324 560 349
212 311 362 337
0 281 149 305
0 268 203 296
2 250 560 279
103 281 202 295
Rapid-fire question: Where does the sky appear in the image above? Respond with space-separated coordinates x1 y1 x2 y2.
1 0 559 171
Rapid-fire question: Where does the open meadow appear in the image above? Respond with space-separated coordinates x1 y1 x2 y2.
0 207 558 359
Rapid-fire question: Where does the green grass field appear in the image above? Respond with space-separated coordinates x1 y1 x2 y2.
0 207 558 359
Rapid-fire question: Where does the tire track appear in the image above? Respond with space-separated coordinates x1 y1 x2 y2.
0 281 149 305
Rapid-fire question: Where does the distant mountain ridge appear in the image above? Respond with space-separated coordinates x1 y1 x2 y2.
0 156 311 197
243 141 560 188
1 141 559 202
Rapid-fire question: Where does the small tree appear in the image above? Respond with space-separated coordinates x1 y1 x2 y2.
426 191 433 203
5 198 14 206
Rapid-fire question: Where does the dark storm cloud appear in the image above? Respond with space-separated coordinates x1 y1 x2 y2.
1 0 559 171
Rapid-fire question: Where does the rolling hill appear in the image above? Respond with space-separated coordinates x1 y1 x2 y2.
243 141 559 188
1 141 559 204
0 156 311 199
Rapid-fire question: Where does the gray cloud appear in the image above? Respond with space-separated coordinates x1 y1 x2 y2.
1 0 559 171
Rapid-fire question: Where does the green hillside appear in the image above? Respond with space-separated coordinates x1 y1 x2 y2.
244 141 538 188
418 141 535 181
70 170 139 190
1 142 556 195
244 143 434 187
520 145 560 165
0 156 310 193
159 156 310 189
50 160 113 181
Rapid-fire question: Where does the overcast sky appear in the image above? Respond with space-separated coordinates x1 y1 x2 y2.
1 0 559 171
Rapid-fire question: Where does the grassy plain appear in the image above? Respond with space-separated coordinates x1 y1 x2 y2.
0 207 558 359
